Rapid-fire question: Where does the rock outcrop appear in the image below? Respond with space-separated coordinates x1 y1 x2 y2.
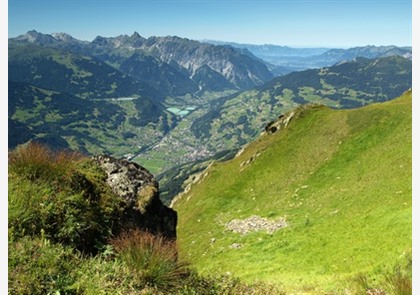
93 154 177 239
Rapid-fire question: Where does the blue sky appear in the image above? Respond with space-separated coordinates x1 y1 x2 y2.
8 0 412 47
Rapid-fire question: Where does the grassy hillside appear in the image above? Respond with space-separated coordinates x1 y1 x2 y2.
173 90 412 293
8 143 283 294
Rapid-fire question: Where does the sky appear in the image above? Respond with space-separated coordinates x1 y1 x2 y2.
7 0 412 48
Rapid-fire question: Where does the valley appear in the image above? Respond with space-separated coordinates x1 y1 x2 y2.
8 31 412 205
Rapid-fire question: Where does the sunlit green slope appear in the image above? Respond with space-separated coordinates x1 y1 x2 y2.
173 90 411 293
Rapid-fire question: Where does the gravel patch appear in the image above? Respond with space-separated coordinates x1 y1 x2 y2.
225 215 287 235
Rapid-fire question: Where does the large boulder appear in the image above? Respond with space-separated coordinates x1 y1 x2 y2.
93 154 177 239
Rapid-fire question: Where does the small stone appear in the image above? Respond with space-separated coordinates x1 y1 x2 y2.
230 243 242 249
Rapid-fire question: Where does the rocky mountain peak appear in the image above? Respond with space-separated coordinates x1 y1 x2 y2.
131 31 143 39
17 30 57 45
51 32 77 42
91 35 110 46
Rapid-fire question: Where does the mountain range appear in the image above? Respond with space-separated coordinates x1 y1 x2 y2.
205 40 412 74
10 31 274 97
8 31 412 201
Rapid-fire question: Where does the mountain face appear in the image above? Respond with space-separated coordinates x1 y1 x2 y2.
9 31 274 97
137 36 273 89
9 30 412 192
119 51 199 97
173 90 412 293
7 30 275 159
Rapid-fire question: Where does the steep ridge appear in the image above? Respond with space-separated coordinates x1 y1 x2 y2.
173 90 412 293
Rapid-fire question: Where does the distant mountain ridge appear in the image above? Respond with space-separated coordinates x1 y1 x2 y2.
204 40 412 74
10 31 274 96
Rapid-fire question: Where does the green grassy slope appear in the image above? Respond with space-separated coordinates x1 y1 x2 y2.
173 90 412 293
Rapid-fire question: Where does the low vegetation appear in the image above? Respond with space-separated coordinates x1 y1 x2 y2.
174 90 412 294
8 143 282 294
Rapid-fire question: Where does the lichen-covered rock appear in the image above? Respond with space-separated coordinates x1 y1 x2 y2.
93 154 177 239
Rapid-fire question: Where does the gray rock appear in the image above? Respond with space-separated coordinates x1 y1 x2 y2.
93 154 177 239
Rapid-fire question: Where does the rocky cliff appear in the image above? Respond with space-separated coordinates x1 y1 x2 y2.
93 154 177 239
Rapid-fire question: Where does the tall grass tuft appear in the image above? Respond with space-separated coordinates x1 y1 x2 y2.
9 141 83 182
111 229 189 291
384 251 412 295
352 251 412 295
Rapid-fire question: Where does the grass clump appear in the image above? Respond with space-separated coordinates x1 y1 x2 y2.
110 229 283 294
352 250 412 295
8 141 83 181
111 229 189 291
